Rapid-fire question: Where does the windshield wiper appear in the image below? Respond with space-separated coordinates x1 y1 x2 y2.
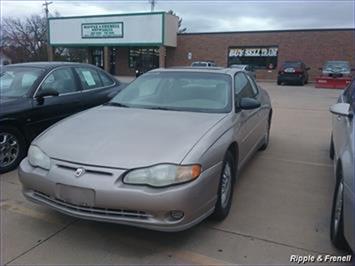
104 102 130 108
145 106 179 111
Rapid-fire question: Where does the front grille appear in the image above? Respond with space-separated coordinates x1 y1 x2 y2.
33 191 152 220
56 164 113 176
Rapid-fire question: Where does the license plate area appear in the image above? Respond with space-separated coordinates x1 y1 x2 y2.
56 184 95 207
284 68 295 73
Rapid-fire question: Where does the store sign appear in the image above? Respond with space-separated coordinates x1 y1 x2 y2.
81 22 123 38
229 47 278 57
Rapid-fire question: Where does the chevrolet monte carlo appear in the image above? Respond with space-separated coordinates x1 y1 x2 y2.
19 67 272 232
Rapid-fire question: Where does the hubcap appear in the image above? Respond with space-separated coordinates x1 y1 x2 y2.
333 181 344 235
221 162 232 208
0 132 19 168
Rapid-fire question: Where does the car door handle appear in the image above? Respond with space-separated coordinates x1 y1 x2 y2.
336 115 342 121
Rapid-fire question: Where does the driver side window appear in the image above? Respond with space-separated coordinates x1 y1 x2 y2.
234 72 255 99
40 68 77 95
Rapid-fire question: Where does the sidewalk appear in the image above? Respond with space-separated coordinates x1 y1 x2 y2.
115 76 135 83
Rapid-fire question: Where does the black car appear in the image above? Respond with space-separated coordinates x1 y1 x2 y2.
0 62 124 173
277 61 310 85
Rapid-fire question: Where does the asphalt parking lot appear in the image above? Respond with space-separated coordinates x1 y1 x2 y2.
0 82 350 265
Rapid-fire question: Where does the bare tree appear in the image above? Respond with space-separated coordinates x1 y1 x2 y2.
1 12 89 63
1 15 48 61
167 10 187 33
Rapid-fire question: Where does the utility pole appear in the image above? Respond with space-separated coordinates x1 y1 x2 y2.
149 0 156 12
43 0 53 60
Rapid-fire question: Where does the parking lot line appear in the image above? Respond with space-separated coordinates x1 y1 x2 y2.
259 155 332 168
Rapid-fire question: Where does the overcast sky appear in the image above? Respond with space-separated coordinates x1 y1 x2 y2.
1 0 354 32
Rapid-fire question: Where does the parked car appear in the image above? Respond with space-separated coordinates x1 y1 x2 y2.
229 64 256 79
19 67 272 232
329 79 354 251
0 62 124 173
316 61 353 89
191 61 217 67
277 61 310 85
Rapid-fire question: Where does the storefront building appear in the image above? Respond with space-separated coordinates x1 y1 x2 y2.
49 12 355 80
48 12 178 76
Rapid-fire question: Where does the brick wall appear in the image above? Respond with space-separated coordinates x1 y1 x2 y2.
166 29 355 81
115 47 136 76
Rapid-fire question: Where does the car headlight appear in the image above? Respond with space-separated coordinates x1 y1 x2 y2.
123 164 201 187
28 145 51 170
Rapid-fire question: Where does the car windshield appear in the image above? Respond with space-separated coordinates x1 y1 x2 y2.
110 72 232 113
0 67 44 97
323 61 350 73
283 62 301 68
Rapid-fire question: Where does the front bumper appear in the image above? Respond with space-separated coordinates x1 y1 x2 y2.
315 76 352 89
18 158 222 232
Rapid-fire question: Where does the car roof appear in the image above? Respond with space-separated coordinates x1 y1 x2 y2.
152 67 242 76
4 61 93 70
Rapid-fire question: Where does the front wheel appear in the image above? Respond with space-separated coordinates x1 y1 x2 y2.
212 151 235 220
330 175 348 250
0 126 26 174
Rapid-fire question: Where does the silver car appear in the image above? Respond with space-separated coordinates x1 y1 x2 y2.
329 79 354 251
19 68 272 232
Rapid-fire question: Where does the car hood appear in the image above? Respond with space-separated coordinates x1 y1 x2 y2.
34 106 227 169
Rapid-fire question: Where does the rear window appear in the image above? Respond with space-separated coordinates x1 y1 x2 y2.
282 62 301 68
324 61 350 73
99 72 115 87
192 62 208 67
75 67 103 90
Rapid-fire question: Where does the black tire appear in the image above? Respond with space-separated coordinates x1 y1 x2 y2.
212 151 236 220
277 80 281 85
259 116 271 151
330 136 335 160
300 78 305 86
0 126 26 174
330 173 348 250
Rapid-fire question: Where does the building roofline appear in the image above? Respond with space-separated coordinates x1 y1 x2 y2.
178 28 355 36
48 11 171 20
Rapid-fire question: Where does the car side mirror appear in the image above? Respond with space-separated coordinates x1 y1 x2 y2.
36 88 59 99
329 103 353 118
239 97 261 110
319 67 323 71
306 67 311 71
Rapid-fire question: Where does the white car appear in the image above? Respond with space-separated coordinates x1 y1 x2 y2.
329 79 354 251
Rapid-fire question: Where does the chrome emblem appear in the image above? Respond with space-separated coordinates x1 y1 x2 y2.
74 167 86 177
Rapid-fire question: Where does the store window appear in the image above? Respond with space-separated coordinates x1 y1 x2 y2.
128 48 159 70
228 46 278 70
